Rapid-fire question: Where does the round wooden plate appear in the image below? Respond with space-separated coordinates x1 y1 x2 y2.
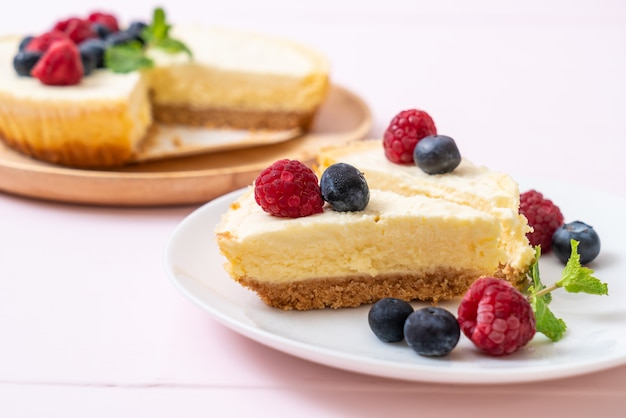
0 85 371 206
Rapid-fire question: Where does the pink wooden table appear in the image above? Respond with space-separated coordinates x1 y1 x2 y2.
1 1 625 416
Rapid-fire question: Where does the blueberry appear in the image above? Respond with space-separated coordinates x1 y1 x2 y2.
320 163 370 211
18 35 34 51
127 21 148 39
368 298 414 342
92 22 113 39
80 49 97 76
404 307 460 357
105 30 144 47
413 135 461 175
552 221 601 265
13 50 42 76
79 39 107 68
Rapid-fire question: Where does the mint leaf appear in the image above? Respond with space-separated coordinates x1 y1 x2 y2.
556 240 609 295
105 42 154 73
153 37 193 56
105 7 192 73
527 248 566 341
143 7 192 58
141 8 170 45
532 294 567 341
526 239 608 343
528 246 551 305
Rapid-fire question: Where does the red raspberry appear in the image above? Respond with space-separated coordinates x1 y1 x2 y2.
458 277 536 356
383 109 437 164
53 17 98 44
254 159 324 218
87 12 120 33
24 30 71 52
31 39 83 86
519 189 564 253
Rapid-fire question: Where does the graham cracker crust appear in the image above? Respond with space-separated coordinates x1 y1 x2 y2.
152 103 317 130
237 264 530 311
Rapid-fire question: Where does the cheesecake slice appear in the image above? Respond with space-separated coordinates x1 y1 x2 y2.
216 187 509 310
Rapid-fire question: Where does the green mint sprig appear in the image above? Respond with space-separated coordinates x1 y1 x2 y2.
105 7 192 73
527 240 608 342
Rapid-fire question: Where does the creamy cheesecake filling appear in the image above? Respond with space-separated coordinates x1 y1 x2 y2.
316 140 535 273
216 188 506 286
147 27 329 123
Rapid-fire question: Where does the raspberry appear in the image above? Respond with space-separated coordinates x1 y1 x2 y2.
458 277 536 356
24 30 71 53
254 159 324 218
87 12 120 33
53 17 98 44
31 39 83 86
383 109 437 164
519 189 564 253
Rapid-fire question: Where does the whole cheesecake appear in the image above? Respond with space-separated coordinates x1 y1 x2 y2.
0 24 329 168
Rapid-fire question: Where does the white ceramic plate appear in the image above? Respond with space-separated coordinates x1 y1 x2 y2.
164 178 626 384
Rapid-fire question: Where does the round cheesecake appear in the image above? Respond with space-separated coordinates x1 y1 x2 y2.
0 27 330 168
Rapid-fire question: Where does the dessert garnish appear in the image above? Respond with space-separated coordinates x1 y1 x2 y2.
368 298 414 343
404 307 461 357
12 8 192 84
382 109 437 164
253 159 324 218
552 221 601 265
520 189 601 266
30 39 83 86
458 276 536 355
412 134 461 174
254 160 371 217
105 7 192 73
368 242 608 357
382 109 462 175
519 190 565 253
527 242 608 342
319 162 370 211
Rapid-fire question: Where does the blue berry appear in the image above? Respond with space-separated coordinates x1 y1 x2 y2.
79 49 97 76
18 36 34 51
368 298 414 342
404 307 460 356
552 221 601 265
106 30 145 47
13 50 42 76
92 22 113 39
320 163 370 211
127 21 148 39
413 135 461 175
79 39 107 68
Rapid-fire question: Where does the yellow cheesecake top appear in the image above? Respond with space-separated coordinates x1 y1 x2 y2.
318 140 520 211
0 26 329 109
